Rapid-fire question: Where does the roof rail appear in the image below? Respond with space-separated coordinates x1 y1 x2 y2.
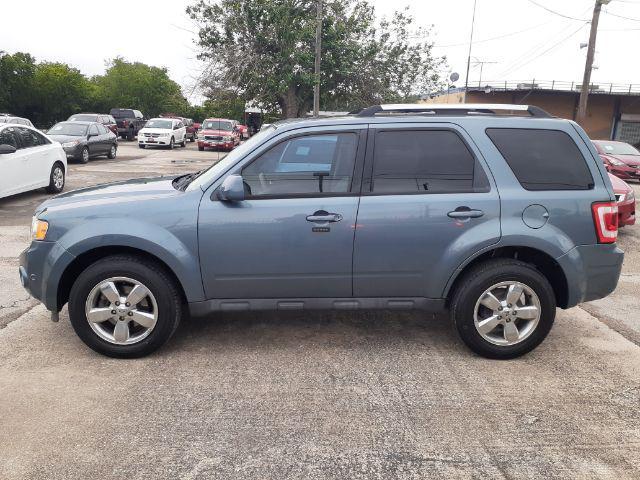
354 103 553 118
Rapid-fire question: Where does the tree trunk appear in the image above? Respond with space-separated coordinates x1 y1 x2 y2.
280 86 300 118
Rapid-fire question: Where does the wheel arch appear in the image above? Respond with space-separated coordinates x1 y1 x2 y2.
444 245 569 309
57 245 189 312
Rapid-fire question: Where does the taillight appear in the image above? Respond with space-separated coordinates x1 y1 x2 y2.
591 201 618 244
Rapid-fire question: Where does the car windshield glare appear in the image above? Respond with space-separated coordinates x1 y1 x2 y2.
69 115 97 122
186 125 276 191
49 123 88 136
145 119 173 129
204 120 233 131
598 142 640 156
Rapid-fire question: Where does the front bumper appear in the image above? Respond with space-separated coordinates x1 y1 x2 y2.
609 166 640 181
198 140 234 150
62 144 83 159
556 243 624 308
618 198 636 226
139 137 171 146
19 241 75 312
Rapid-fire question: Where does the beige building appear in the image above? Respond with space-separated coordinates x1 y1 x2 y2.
422 81 640 146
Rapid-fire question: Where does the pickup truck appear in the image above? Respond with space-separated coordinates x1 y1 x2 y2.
109 108 146 140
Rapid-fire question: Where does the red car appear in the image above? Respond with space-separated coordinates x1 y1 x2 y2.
593 140 640 182
232 120 249 139
197 118 240 151
608 172 636 227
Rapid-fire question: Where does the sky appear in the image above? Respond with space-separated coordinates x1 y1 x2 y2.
1 0 640 104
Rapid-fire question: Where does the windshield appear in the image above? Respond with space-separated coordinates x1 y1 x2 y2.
144 119 173 129
69 114 97 122
186 126 276 191
203 120 233 131
111 110 134 118
597 141 640 156
48 122 88 136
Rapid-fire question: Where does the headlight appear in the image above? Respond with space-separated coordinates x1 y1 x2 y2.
609 158 627 166
617 193 626 202
62 140 80 148
31 217 49 241
160 132 170 137
628 190 635 202
223 135 232 141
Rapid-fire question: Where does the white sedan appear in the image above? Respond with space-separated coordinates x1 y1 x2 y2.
0 123 67 200
138 118 187 149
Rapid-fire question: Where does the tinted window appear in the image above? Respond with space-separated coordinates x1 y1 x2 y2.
14 127 42 148
111 109 135 118
242 133 358 196
89 124 99 136
487 128 594 190
596 141 639 156
0 128 19 148
97 124 108 134
49 122 88 136
371 130 488 194
203 120 233 131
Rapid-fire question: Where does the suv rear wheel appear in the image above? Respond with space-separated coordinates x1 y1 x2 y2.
450 259 556 359
68 255 183 358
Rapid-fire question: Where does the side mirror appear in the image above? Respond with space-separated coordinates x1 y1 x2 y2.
0 144 16 154
218 174 245 202
88 132 97 138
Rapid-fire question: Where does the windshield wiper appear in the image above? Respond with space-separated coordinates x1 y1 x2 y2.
173 170 203 191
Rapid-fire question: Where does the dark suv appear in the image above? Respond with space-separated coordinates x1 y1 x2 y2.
19 104 624 359
109 108 145 140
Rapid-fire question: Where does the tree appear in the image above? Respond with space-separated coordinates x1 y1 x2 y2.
92 58 189 117
0 52 36 116
187 0 445 118
30 62 93 126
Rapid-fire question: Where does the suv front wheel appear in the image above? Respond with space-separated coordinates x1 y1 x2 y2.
68 255 183 358
450 259 556 359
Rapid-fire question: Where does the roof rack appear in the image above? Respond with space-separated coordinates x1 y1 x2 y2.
354 103 552 118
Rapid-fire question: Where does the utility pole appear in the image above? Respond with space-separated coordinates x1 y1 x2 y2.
577 0 610 124
464 0 478 101
313 0 323 117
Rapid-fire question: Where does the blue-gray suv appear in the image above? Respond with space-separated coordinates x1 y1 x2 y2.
19 104 624 359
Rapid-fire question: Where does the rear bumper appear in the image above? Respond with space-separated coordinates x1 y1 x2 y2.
197 140 234 150
556 243 624 308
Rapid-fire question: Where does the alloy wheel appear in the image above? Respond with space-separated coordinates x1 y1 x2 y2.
52 166 64 190
84 276 158 345
473 281 541 346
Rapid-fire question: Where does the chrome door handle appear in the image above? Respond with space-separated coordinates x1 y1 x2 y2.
447 208 484 219
306 211 343 223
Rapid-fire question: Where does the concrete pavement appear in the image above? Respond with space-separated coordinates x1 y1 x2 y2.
1 140 639 479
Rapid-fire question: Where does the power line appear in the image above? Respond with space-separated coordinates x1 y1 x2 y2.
603 8 640 21
527 0 590 21
426 23 545 48
498 22 589 78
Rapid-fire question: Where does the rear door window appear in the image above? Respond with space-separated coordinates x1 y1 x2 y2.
14 127 41 148
486 128 594 190
0 128 19 148
370 129 489 194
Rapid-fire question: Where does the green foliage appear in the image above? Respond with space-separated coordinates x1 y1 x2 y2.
187 0 446 118
91 58 189 118
0 52 193 127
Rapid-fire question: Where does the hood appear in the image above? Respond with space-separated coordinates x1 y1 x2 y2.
201 129 233 136
139 127 173 135
37 176 182 215
603 154 640 167
48 134 86 144
607 173 632 194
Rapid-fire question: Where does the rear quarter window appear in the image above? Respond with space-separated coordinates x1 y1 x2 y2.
486 128 594 191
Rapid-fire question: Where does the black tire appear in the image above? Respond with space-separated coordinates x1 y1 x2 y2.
180 136 186 147
189 135 195 142
168 137 174 150
139 144 146 149
46 162 65 193
78 147 89 164
450 259 556 359
127 128 135 141
68 255 183 358
198 146 204 151
107 144 117 159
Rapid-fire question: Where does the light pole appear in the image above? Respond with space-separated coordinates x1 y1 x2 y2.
313 0 323 117
464 0 478 101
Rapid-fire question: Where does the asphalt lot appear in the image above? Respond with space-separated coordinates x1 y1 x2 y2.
1 139 639 479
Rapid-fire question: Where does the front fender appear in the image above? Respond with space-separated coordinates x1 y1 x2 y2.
57 219 204 303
